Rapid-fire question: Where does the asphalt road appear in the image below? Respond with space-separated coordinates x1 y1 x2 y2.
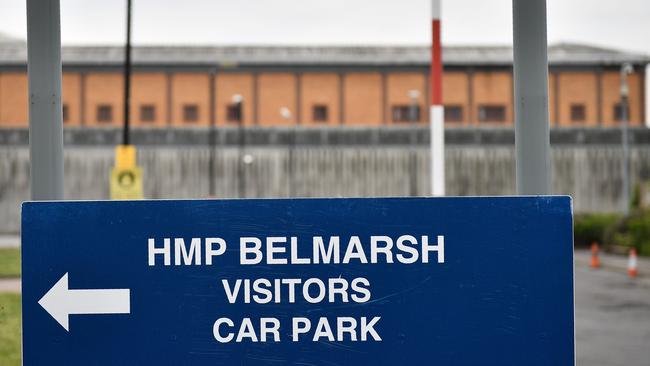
575 266 650 366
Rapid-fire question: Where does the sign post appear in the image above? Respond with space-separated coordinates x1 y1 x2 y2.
512 0 551 195
26 0 64 201
22 197 574 365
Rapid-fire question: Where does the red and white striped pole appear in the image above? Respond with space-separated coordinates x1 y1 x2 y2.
430 0 445 196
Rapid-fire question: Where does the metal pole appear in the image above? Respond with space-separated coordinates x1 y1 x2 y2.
26 0 64 200
409 90 420 196
280 107 295 198
620 63 633 214
233 96 245 198
409 91 419 123
512 0 551 195
208 71 216 197
645 64 650 128
430 0 445 196
288 126 296 198
122 0 132 145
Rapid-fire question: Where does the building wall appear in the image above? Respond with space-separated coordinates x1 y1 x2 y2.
0 72 28 127
0 68 646 129
343 72 383 125
258 73 296 126
601 71 643 126
300 73 340 126
443 72 470 125
62 73 81 126
171 73 210 127
386 72 427 124
131 72 167 127
557 72 598 127
549 73 557 125
471 71 513 126
84 73 123 127
215 73 254 126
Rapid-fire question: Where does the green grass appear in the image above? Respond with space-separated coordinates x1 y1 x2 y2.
0 293 21 366
0 248 20 278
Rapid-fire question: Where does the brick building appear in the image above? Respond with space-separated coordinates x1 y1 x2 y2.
0 38 648 128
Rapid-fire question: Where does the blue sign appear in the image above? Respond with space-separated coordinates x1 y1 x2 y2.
22 197 574 365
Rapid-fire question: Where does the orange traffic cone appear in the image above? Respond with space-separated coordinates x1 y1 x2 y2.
590 242 601 269
628 248 638 278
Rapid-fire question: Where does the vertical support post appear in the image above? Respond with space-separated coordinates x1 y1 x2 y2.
165 72 173 126
553 71 560 126
208 71 216 197
409 90 421 196
288 124 296 198
467 68 474 125
430 0 445 196
621 101 630 215
26 0 64 200
645 64 650 128
295 73 302 125
512 0 551 195
252 73 259 125
596 68 604 126
338 73 345 125
233 96 245 198
79 72 86 126
291 76 301 197
122 0 132 145
381 72 388 125
281 107 296 198
620 63 633 215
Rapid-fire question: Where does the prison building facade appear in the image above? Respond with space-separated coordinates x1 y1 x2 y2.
0 40 648 128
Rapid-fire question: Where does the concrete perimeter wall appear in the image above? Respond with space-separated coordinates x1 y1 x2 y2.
1 127 649 233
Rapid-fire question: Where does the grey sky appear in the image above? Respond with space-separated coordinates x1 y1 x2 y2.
1 0 649 54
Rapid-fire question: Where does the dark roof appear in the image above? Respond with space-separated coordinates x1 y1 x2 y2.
0 41 648 68
0 32 24 45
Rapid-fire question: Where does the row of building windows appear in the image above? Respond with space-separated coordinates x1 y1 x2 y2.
442 103 630 123
62 103 328 124
435 105 507 123
61 102 633 124
64 104 215 124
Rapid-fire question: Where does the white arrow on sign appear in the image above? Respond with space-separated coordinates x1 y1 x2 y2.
38 272 131 331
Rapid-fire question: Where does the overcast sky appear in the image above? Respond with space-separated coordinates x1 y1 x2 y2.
1 0 649 54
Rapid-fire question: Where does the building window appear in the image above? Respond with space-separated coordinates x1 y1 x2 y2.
570 104 586 123
97 105 113 123
312 105 328 122
478 105 506 123
392 105 420 123
444 105 463 123
613 103 628 122
62 104 69 123
226 104 242 123
183 104 199 123
140 105 156 123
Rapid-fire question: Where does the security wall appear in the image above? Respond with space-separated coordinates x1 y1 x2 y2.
1 128 649 233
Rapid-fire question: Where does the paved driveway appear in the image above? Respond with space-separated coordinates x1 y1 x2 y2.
575 266 650 366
